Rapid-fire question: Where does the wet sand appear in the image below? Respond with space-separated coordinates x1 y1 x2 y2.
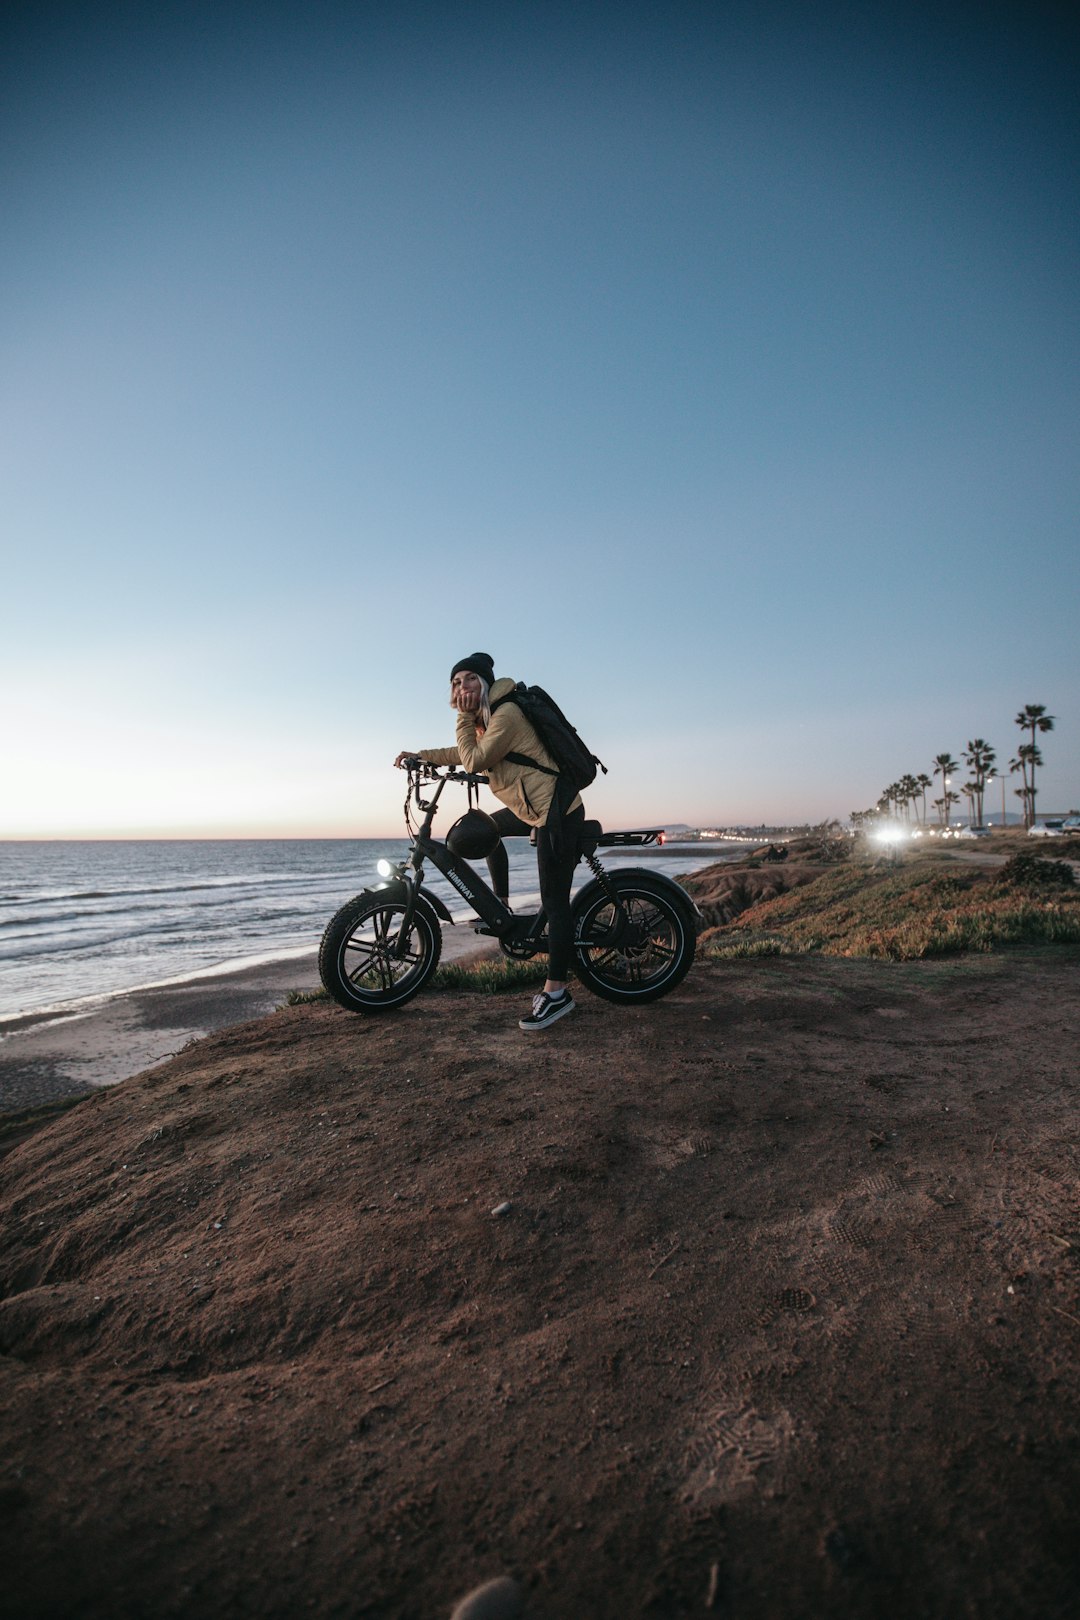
0 927 499 1113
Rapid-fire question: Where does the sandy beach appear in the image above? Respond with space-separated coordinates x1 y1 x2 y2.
0 926 499 1116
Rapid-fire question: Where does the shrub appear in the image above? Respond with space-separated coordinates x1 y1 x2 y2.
998 852 1076 888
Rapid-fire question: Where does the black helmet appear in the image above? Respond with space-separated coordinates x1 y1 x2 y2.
446 809 501 860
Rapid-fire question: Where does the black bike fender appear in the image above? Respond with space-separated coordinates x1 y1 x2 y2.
571 869 705 934
363 880 455 926
419 885 455 925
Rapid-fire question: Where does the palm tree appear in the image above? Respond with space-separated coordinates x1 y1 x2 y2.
1010 745 1043 829
932 753 959 826
916 772 932 826
961 739 996 828
899 773 920 823
879 783 902 819
1014 705 1055 827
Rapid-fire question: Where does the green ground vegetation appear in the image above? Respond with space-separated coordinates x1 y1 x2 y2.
430 957 548 993
699 851 1080 962
284 954 546 1005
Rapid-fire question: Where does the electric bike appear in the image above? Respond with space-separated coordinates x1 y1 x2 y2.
318 760 702 1014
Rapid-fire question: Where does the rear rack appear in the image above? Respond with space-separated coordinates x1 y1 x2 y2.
596 828 665 847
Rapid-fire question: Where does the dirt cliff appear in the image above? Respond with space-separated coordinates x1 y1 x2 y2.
3 948 1080 1619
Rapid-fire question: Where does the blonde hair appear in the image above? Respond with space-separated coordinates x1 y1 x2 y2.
449 672 491 729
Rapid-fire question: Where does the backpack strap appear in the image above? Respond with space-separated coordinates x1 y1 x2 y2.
489 692 563 778
503 750 558 777
488 689 519 716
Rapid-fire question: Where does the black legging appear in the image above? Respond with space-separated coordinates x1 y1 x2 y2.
486 802 585 982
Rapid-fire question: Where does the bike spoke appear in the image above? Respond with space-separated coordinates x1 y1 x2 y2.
343 945 378 979
346 950 389 990
343 910 424 992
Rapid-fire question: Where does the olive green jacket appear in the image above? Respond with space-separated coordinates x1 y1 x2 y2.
419 676 583 828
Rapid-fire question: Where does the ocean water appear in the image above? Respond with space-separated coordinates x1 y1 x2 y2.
0 837 732 1025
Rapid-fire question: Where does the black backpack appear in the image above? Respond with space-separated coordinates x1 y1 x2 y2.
490 683 608 792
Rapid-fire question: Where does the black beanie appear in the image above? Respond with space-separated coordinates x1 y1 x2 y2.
449 652 496 687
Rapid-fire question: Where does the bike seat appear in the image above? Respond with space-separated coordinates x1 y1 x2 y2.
579 818 602 857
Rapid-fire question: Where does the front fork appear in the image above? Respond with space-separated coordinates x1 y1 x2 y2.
391 857 426 959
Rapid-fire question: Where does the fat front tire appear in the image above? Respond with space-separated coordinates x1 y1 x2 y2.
572 873 695 1004
318 893 442 1013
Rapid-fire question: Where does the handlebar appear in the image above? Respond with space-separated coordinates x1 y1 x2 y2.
401 758 488 787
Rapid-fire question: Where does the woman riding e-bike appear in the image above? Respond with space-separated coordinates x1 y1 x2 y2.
394 652 583 1032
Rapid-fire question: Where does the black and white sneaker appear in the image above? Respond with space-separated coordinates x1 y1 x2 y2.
519 989 576 1032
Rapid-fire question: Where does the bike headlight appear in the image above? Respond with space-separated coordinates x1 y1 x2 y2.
376 859 395 877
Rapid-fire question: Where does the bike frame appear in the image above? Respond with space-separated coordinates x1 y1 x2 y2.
386 764 664 959
389 768 540 956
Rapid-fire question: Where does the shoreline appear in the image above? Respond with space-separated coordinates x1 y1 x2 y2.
0 941 322 1038
0 850 735 1116
0 925 500 1116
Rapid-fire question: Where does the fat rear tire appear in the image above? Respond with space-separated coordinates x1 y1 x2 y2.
572 872 695 1004
318 893 442 1014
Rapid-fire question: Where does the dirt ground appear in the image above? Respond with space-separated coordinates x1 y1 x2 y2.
2 945 1080 1619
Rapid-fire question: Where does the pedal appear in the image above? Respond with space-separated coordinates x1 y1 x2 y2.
472 922 499 937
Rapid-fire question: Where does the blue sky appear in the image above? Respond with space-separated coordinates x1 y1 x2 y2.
3 0 1077 837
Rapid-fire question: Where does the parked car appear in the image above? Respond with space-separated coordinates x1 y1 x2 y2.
955 826 991 839
1062 816 1080 831
1028 820 1065 838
